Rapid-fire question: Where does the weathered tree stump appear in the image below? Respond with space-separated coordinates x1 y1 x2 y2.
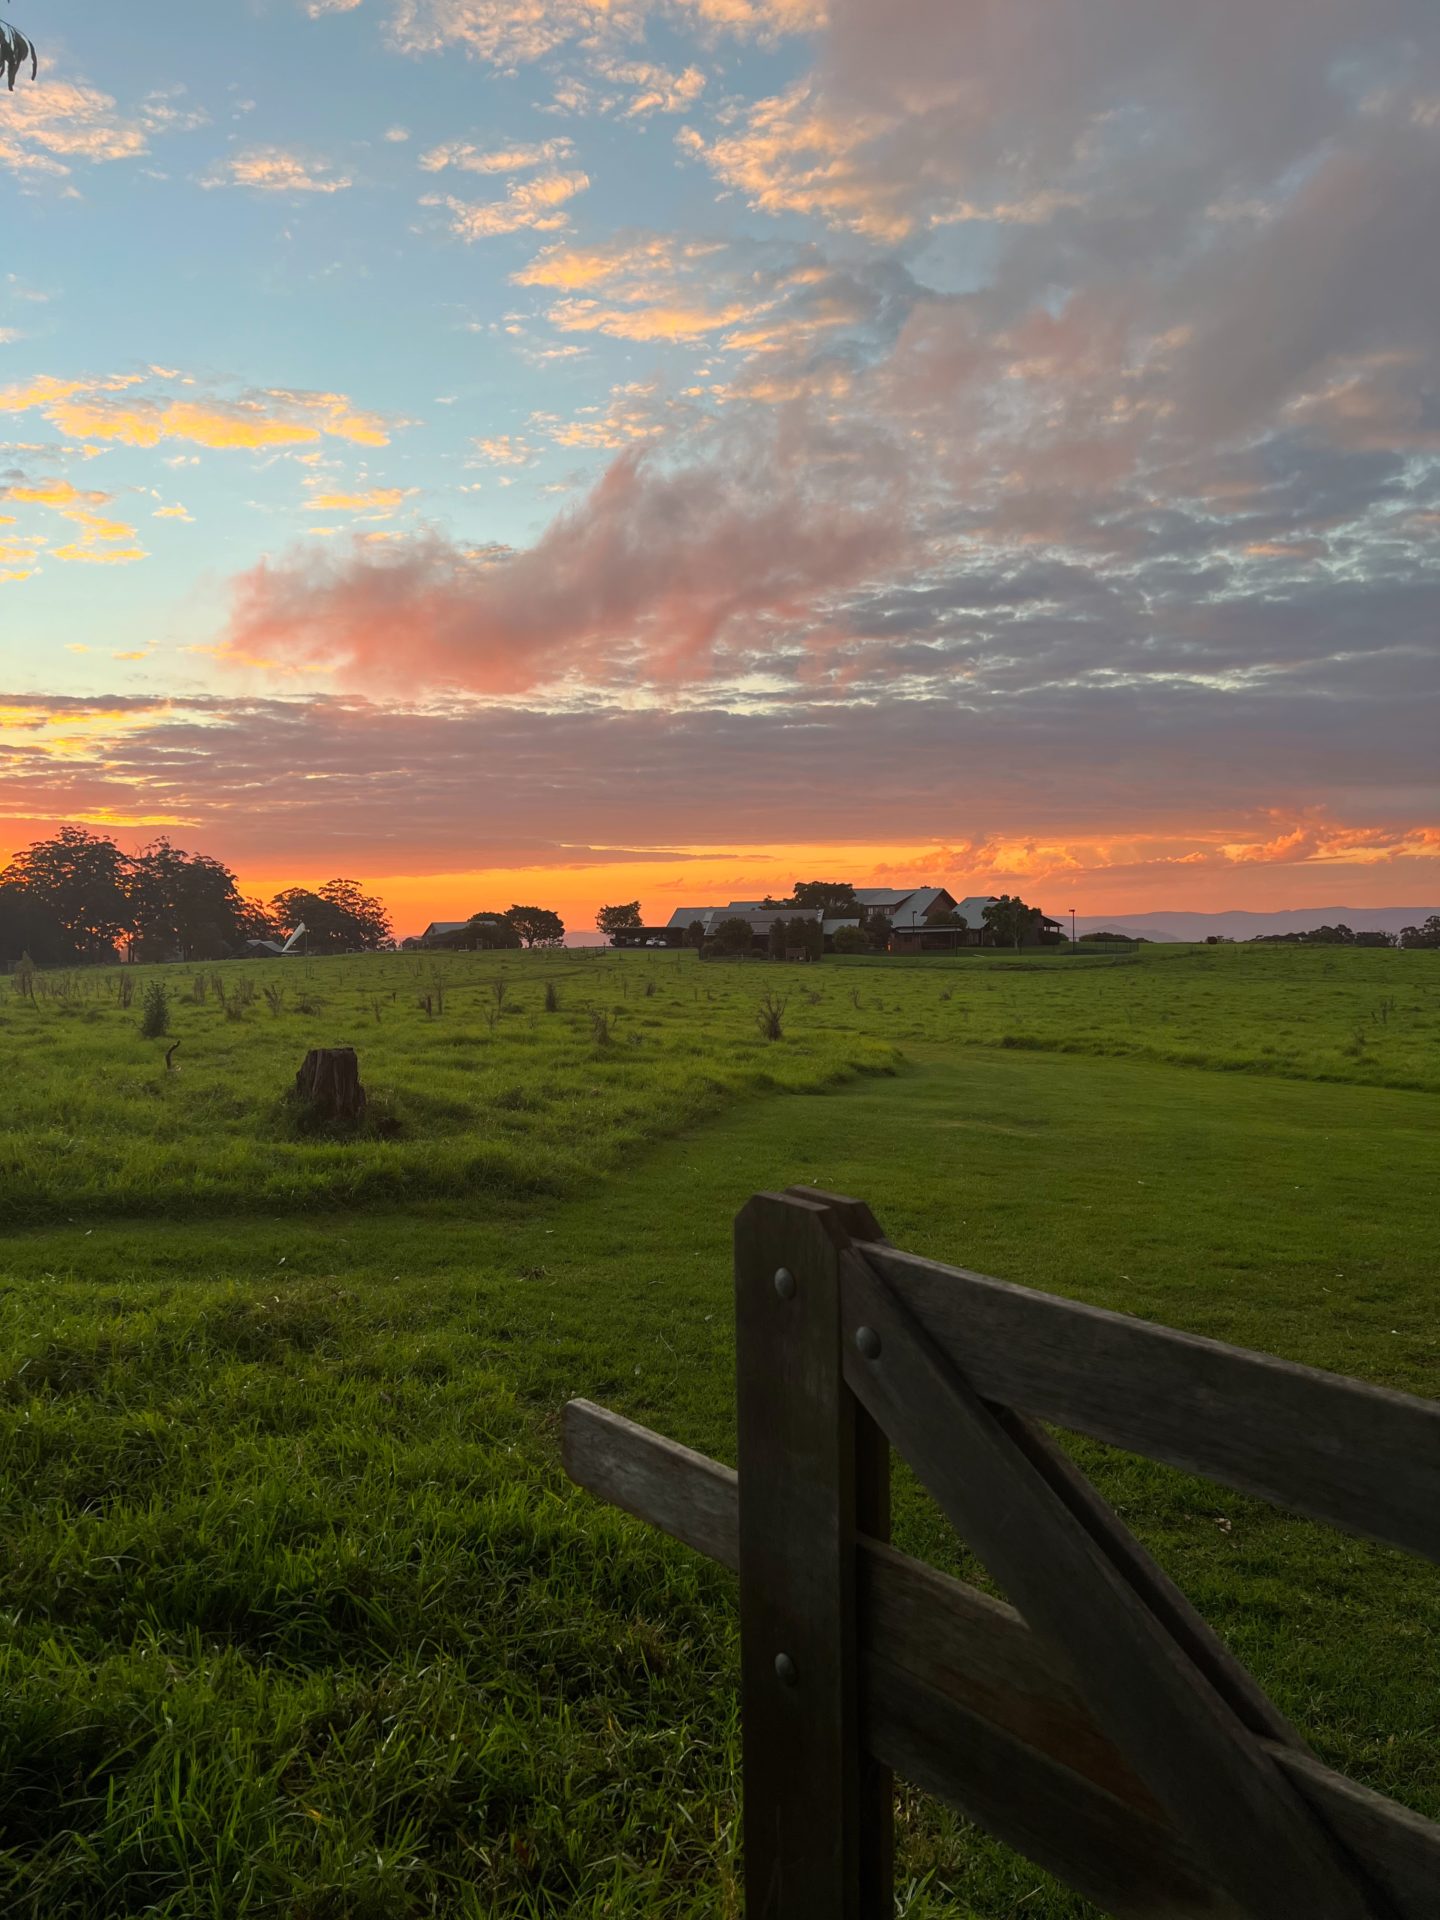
294 1047 365 1123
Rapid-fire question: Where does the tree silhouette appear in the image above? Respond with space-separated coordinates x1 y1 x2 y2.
2 7 38 90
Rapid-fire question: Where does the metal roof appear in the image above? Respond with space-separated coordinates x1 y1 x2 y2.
952 896 999 923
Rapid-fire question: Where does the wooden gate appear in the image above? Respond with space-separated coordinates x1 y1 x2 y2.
563 1187 1440 1918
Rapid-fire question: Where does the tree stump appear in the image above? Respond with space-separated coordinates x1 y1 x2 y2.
294 1047 365 1123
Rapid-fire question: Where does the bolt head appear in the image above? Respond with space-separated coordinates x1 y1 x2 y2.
774 1652 798 1688
855 1325 882 1361
773 1267 796 1301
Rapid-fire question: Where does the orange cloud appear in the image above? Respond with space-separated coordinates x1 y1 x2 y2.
424 170 590 239
0 375 390 451
420 136 576 174
679 84 911 243
389 0 819 68
203 148 353 193
0 78 147 178
304 486 418 515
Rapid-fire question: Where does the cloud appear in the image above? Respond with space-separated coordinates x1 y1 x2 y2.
0 374 390 450
219 408 909 693
424 170 590 237
0 474 147 570
0 78 148 179
420 135 575 173
303 485 418 515
588 57 707 117
0 694 1433 919
387 0 818 68
202 147 353 193
679 84 915 241
471 435 540 466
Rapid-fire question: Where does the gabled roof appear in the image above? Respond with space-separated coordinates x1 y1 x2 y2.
953 895 998 923
665 907 720 931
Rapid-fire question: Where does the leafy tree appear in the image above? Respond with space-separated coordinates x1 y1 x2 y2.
930 911 969 930
468 913 522 950
685 919 707 949
2 827 131 960
0 880 67 966
767 917 787 960
713 916 753 955
792 880 857 912
832 925 868 954
128 838 251 961
272 878 393 953
2 12 38 90
240 898 280 943
1399 915 1440 950
865 912 892 951
786 914 823 960
596 901 643 943
507 904 565 948
982 894 1044 951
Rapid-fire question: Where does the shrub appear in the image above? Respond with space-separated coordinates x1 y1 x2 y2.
591 1009 612 1047
139 982 170 1039
263 984 286 1017
756 991 787 1041
544 981 560 1013
832 926 868 955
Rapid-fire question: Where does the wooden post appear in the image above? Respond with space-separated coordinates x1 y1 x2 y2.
733 1189 891 1919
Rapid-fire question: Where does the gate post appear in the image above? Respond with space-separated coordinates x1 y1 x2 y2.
734 1190 892 1918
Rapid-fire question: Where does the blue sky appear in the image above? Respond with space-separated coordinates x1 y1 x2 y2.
2 0 1437 931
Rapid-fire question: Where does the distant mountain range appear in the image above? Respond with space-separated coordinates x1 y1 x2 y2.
1073 906 1438 943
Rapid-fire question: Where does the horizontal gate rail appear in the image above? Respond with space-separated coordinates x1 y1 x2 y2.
563 1187 1440 1918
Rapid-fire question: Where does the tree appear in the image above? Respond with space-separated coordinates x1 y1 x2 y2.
865 912 892 952
2 826 131 960
930 911 969 930
713 916 754 955
685 919 707 948
767 917 787 960
0 879 67 966
792 880 858 912
832 925 868 954
507 904 565 948
1399 916 1440 950
2 14 38 90
272 878 393 953
128 838 251 961
786 914 822 960
596 901 644 944
467 913 522 950
983 894 1044 951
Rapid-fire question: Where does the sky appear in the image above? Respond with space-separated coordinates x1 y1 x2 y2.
1 0 1437 938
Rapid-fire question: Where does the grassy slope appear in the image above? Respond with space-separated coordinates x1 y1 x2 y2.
0 948 1435 1915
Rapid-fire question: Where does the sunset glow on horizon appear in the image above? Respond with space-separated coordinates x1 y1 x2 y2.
3 0 1436 931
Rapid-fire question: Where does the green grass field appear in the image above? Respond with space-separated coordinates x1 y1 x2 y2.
0 944 1436 1915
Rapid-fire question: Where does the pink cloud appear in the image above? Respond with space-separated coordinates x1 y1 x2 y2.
221 431 908 693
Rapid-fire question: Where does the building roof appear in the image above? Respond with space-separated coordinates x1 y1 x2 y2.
952 895 998 924
422 921 469 937
665 907 721 931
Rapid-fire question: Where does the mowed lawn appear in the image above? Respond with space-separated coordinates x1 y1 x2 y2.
0 946 1435 1915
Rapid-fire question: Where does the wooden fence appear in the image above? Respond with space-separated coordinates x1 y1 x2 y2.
563 1187 1440 1918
